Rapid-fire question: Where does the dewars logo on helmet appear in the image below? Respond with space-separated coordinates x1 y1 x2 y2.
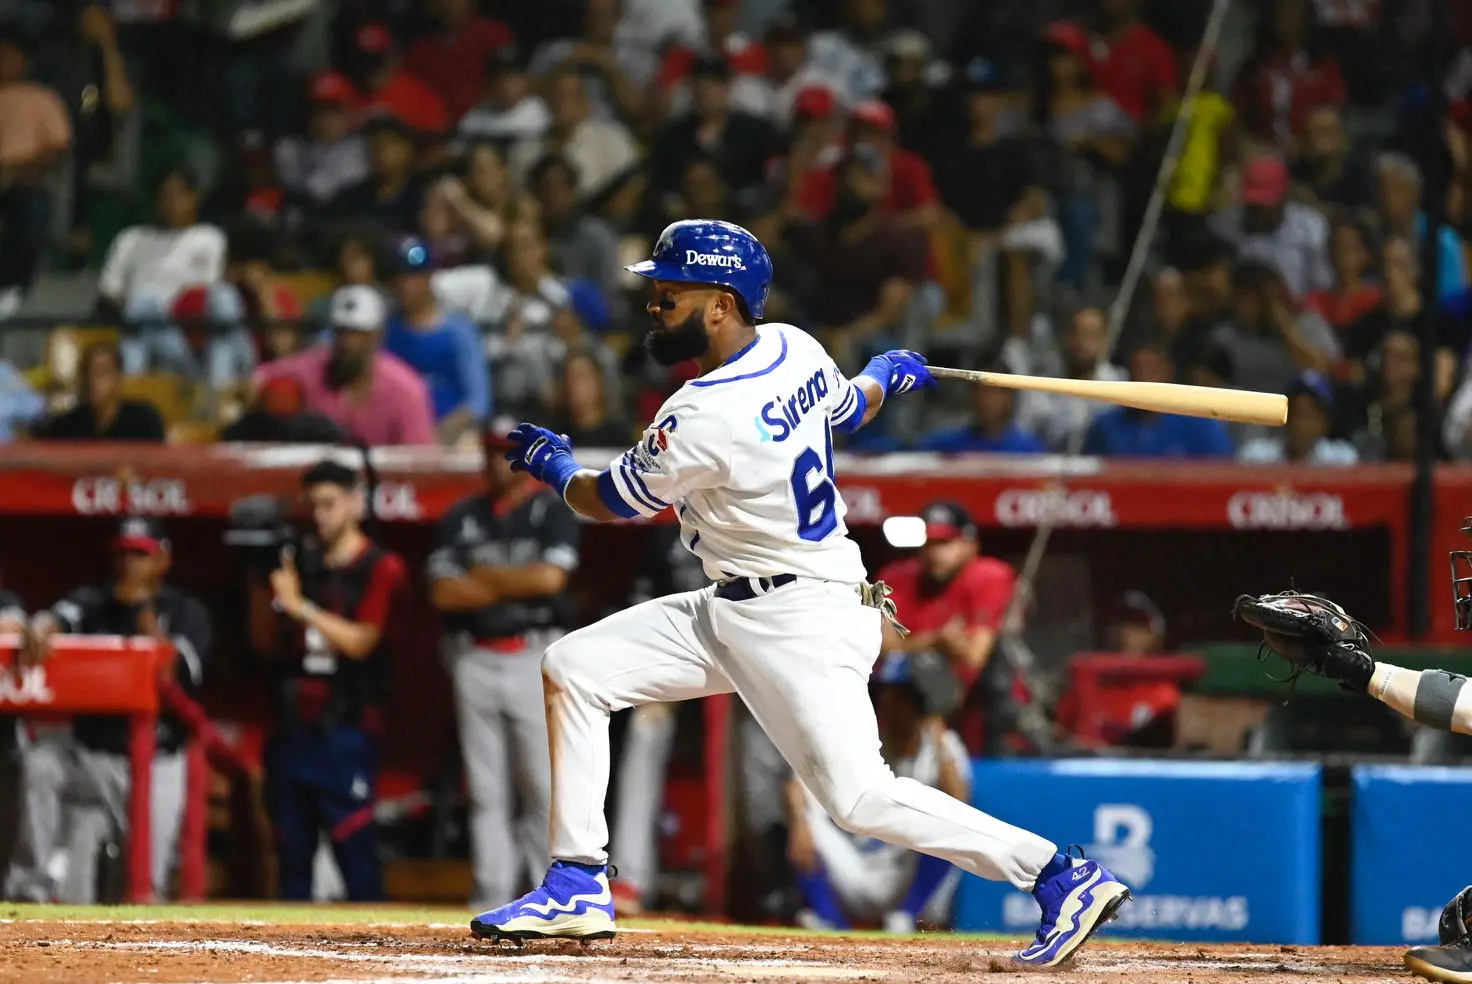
686 249 746 271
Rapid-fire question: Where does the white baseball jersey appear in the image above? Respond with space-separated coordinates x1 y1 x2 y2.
604 323 868 583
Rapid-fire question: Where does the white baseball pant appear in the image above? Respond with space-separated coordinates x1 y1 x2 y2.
450 642 552 907
542 579 1057 890
609 701 676 899
4 732 185 903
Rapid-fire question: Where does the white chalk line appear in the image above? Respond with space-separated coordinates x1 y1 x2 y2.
75 937 876 984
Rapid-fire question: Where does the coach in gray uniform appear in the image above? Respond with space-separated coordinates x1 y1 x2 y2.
5 518 209 903
429 430 581 909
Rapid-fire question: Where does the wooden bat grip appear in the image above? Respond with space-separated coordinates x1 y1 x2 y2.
929 367 1288 427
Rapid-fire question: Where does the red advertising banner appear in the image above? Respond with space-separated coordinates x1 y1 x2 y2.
0 444 1417 527
0 634 164 714
2 444 1468 634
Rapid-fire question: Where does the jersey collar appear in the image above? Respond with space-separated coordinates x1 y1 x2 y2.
690 327 788 388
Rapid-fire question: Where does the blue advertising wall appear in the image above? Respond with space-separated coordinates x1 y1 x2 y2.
953 759 1322 944
1352 765 1472 945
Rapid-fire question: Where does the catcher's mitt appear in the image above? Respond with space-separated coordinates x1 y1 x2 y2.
1231 591 1375 693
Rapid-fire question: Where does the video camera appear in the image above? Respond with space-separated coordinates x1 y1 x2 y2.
223 494 304 578
222 441 381 578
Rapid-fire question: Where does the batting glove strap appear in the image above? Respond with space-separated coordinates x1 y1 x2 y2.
859 350 933 398
540 452 583 498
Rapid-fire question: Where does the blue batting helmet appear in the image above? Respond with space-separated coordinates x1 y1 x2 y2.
625 219 773 320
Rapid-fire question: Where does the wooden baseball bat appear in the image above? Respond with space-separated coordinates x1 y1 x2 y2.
929 366 1288 427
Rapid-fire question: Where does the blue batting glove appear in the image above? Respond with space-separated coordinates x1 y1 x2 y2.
504 423 581 494
859 349 934 398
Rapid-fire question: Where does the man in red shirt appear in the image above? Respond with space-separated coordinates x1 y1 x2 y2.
1232 0 1346 150
1045 0 1178 125
404 0 516 122
354 23 449 137
795 99 939 230
876 502 1014 691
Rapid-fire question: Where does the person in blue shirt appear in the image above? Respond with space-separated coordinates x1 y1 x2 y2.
384 236 490 445
1083 343 1235 458
917 361 1047 454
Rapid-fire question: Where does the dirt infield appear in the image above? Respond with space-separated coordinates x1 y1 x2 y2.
0 913 1417 984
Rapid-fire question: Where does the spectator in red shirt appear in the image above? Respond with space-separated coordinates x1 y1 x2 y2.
655 0 768 122
796 99 940 232
785 145 927 369
875 502 1015 690
770 84 847 220
403 0 515 123
1304 216 1382 343
1232 0 1346 151
353 23 449 137
1044 0 1177 126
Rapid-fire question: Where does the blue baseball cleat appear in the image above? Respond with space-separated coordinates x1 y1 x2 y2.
470 861 617 942
1014 849 1131 968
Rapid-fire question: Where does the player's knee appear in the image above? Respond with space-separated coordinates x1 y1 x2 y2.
541 633 592 692
816 784 878 835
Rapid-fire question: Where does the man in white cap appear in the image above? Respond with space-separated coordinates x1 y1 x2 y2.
250 285 437 446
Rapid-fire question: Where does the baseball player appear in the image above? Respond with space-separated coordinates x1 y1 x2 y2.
1234 525 1472 984
6 518 210 903
473 219 1130 967
429 427 580 910
788 652 970 933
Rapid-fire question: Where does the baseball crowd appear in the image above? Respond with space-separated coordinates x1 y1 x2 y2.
0 0 1467 462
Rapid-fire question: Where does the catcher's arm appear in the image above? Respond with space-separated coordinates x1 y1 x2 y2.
1365 663 1472 736
1234 591 1472 734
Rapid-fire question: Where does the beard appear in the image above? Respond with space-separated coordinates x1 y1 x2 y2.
645 310 711 367
326 350 367 389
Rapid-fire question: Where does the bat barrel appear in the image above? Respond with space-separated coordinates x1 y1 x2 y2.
929 367 1288 427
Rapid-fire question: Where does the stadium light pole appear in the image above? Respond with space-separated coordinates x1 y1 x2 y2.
1410 0 1452 639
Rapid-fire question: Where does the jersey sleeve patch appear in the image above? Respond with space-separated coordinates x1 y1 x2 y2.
607 410 728 517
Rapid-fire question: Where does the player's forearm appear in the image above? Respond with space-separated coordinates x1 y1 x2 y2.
946 628 997 672
935 756 969 802
563 470 622 522
855 376 884 428
469 562 570 600
1368 662 1472 736
429 576 499 611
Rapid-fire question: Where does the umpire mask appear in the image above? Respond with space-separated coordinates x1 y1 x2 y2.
1450 517 1472 630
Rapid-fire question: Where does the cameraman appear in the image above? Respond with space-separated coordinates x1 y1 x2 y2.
5 518 210 903
428 427 579 910
258 460 407 901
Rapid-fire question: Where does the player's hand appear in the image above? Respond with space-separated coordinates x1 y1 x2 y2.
270 546 305 620
936 618 969 654
21 614 57 667
861 350 935 398
504 423 575 482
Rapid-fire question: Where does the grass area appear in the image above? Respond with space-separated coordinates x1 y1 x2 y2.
0 902 468 924
0 902 1017 942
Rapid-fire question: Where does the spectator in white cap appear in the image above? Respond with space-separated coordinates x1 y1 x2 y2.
250 285 437 446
